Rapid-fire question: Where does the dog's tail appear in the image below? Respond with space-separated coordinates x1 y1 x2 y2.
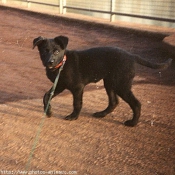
134 55 172 69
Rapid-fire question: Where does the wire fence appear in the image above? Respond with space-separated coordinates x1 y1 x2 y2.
1 0 175 27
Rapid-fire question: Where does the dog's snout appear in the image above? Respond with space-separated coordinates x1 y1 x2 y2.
49 59 54 64
48 57 55 65
47 58 55 69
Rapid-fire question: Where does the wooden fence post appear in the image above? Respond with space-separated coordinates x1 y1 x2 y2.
60 0 66 14
63 0 66 14
59 0 63 14
110 0 115 22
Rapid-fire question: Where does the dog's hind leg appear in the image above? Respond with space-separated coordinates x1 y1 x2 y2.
93 78 118 118
118 90 141 127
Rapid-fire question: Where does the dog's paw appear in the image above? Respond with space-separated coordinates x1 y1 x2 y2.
65 115 78 121
124 120 137 127
93 112 106 118
44 110 52 118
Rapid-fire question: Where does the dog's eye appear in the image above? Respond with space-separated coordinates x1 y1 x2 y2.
54 50 60 55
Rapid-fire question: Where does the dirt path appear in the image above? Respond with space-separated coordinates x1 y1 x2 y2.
0 7 175 175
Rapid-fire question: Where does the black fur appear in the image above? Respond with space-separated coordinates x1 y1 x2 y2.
33 36 172 127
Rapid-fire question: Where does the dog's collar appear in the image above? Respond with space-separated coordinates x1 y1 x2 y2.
54 55 67 69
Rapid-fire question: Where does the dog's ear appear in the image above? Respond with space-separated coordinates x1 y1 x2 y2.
54 36 69 49
33 36 46 49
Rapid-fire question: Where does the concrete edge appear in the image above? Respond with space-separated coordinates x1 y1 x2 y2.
163 34 175 58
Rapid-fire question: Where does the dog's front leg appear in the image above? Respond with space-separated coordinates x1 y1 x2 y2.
43 86 64 117
65 86 84 121
43 88 53 117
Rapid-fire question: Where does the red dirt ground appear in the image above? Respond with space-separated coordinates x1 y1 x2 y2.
0 6 175 175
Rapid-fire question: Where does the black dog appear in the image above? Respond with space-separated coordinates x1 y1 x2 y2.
33 36 172 127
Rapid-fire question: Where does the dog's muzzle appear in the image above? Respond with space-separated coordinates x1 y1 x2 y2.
47 59 55 69
47 55 67 70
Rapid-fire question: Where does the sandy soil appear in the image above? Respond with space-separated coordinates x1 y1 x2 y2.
0 6 175 175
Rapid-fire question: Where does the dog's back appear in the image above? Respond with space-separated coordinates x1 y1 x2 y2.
71 47 134 84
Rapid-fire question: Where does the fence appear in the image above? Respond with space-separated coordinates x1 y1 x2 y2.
1 0 175 27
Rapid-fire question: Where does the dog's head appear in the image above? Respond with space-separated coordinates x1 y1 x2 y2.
33 36 68 69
